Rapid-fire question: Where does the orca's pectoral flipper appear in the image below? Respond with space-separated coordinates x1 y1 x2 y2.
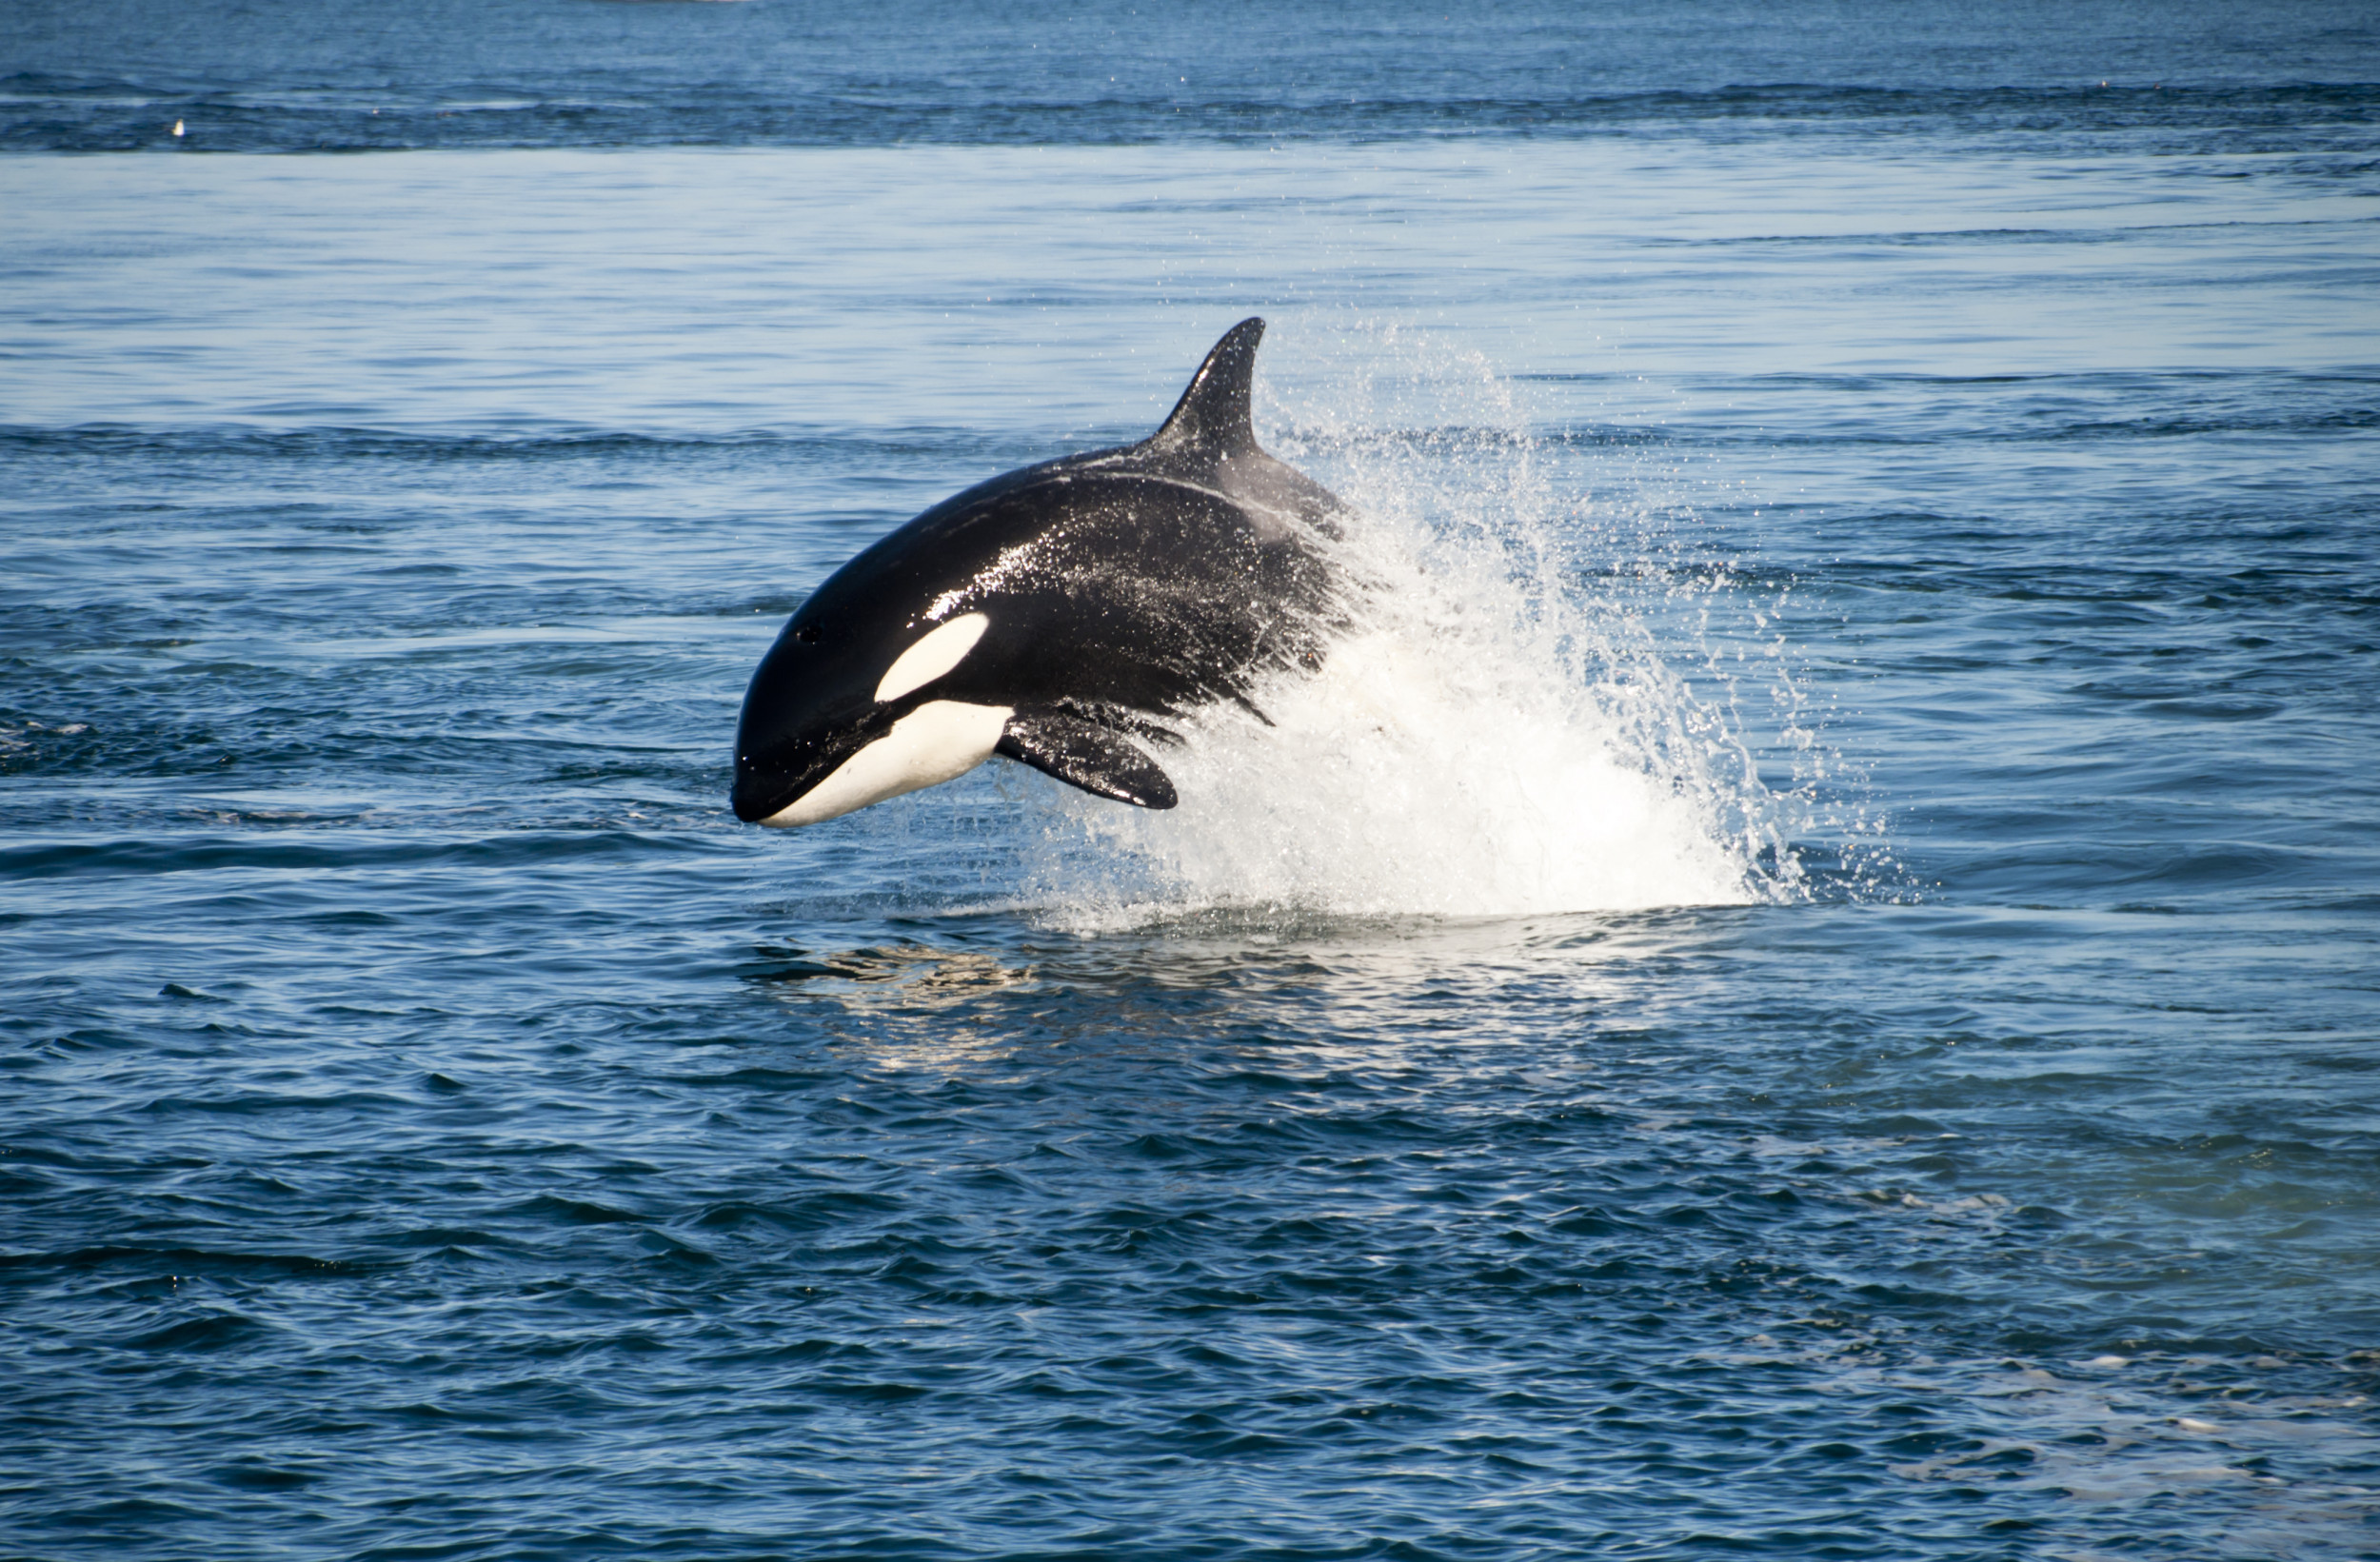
1146 318 1263 460
997 711 1179 810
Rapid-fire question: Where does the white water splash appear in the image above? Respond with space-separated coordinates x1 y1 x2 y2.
1026 326 1813 926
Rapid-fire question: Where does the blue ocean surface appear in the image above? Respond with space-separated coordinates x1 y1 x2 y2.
5 3 2380 1558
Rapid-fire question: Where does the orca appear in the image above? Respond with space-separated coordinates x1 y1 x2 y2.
731 318 1350 828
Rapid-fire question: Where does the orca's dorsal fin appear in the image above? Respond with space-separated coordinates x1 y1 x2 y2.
1146 317 1264 459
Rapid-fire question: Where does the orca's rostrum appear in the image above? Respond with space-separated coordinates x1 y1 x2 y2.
731 318 1349 828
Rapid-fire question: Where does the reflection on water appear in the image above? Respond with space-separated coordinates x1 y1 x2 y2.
752 942 1037 1008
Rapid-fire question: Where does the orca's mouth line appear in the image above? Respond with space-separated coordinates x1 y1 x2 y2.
732 722 883 824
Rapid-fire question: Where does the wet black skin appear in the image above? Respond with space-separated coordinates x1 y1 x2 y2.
731 318 1350 824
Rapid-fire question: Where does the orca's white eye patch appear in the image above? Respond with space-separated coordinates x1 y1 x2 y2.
875 612 990 703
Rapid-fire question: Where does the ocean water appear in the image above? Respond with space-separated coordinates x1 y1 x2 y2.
6 4 2380 1558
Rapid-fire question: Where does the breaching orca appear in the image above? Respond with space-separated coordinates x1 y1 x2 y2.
730 318 1350 828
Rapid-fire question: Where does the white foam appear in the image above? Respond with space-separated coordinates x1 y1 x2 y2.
1021 328 1815 926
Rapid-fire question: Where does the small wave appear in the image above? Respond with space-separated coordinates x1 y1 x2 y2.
0 829 713 881
125 1313 272 1353
7 79 2378 154
0 422 1027 461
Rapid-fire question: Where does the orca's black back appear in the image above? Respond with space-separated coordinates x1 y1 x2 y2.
792 454 1341 728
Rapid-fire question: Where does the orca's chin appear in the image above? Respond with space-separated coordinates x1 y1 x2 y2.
731 738 863 825
730 776 806 825
734 702 1013 829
